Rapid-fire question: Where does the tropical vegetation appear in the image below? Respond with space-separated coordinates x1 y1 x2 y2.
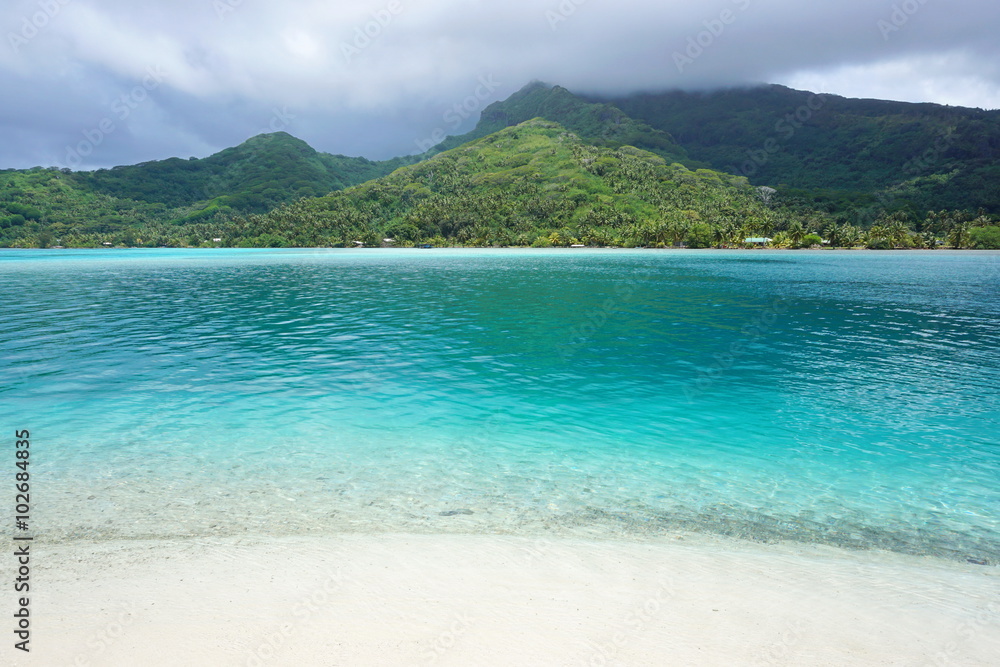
1 82 999 249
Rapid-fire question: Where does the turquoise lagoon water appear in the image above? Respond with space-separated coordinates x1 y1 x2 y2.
1 248 997 562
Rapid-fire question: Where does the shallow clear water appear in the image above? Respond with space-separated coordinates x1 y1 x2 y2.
2 248 998 562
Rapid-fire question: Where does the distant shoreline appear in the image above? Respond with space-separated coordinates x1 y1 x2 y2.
6 245 999 252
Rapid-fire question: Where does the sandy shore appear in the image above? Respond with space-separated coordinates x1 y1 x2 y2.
9 533 999 666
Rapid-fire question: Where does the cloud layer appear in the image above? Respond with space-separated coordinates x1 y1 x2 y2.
2 0 997 168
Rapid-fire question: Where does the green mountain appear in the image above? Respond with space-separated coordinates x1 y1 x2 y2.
430 82 692 166
229 118 995 250
587 84 1000 215
0 131 418 245
72 131 417 214
2 83 998 250
224 118 785 248
0 167 176 246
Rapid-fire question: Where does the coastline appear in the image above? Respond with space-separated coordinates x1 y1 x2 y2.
11 532 999 666
4 245 1000 252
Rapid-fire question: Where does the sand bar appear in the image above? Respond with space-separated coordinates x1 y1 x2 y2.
9 533 1000 666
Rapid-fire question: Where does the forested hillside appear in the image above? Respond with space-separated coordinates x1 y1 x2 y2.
72 132 416 214
226 119 768 248
429 82 692 166
0 167 176 247
2 84 999 249
591 84 1000 216
0 132 417 246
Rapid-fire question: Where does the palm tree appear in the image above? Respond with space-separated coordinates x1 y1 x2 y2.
948 221 971 248
822 222 839 247
884 219 908 248
711 223 732 248
839 224 862 248
786 220 806 247
866 225 889 248
665 216 689 247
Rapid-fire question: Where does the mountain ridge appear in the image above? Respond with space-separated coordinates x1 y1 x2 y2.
216 118 777 248
426 82 694 167
69 131 418 214
586 84 1000 215
2 82 999 248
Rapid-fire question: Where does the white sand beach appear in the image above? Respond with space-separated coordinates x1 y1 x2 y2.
10 533 999 666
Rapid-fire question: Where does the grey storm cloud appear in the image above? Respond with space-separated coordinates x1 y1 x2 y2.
1 0 998 169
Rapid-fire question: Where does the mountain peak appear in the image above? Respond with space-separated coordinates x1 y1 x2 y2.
429 83 690 165
234 131 316 155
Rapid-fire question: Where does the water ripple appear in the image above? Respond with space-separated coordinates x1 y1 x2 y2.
2 248 998 560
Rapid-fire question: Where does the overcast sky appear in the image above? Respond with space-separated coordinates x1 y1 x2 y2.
2 0 998 170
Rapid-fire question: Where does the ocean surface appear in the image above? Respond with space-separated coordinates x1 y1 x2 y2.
1 248 998 562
